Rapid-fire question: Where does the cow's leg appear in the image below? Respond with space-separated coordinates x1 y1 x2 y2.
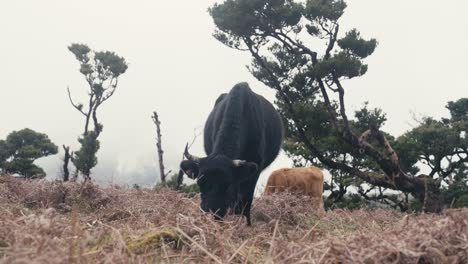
231 181 255 225
242 178 259 226
244 200 253 226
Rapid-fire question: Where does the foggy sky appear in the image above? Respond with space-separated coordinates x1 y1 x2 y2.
1 1 467 190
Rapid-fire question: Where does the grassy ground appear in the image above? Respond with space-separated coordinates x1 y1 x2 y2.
0 176 467 263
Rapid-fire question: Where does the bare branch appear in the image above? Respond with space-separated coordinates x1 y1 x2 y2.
152 111 166 183
62 145 72 182
324 23 339 60
442 155 468 178
316 78 340 130
99 78 118 106
325 79 339 92
358 129 372 142
370 127 399 165
84 93 95 135
332 76 351 134
67 86 86 116
91 104 101 136
275 32 318 64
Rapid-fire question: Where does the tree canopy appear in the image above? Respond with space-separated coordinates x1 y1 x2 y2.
0 128 58 178
210 0 467 212
67 43 128 180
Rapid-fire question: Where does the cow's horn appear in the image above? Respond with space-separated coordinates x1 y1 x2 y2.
184 143 201 161
232 160 246 167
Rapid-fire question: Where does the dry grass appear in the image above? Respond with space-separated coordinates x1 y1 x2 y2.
0 175 467 264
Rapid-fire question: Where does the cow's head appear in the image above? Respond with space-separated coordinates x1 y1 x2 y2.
180 145 258 219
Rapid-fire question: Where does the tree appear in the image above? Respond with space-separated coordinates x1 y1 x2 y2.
209 0 467 212
0 128 58 178
72 131 100 180
62 145 73 181
152 111 170 183
395 98 467 209
66 43 128 180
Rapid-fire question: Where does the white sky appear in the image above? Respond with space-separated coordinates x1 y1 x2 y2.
1 1 467 190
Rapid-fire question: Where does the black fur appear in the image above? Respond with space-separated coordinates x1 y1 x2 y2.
180 82 283 225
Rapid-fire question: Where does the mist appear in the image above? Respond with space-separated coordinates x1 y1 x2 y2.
1 0 467 189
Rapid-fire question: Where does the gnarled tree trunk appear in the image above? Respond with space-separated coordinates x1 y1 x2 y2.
413 176 443 213
62 145 72 182
152 111 166 183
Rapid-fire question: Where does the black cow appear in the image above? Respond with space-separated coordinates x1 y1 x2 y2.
180 82 283 225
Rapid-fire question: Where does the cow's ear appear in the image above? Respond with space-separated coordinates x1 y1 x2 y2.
233 161 258 182
180 160 199 179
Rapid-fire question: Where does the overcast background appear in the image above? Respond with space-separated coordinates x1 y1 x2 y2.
1 1 466 191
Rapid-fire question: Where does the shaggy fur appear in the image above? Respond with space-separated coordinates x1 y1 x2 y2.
181 82 283 225
264 166 324 209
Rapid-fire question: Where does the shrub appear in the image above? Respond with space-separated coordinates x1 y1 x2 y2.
154 173 199 197
443 182 468 208
324 193 367 210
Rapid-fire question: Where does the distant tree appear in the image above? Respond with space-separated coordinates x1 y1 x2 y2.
0 128 58 178
395 98 467 209
152 111 169 183
62 145 73 181
72 131 100 180
66 43 128 180
209 0 467 212
155 173 199 197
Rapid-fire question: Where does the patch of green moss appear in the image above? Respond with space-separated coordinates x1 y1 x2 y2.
0 240 9 248
126 229 181 254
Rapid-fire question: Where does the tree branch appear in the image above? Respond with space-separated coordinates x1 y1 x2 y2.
99 78 118 107
152 111 166 183
276 32 318 64
84 93 95 135
244 37 395 190
442 155 468 179
67 87 86 116
324 23 339 60
332 76 351 135
370 127 399 166
316 78 340 131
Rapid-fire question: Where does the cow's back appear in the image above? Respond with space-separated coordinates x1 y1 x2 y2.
304 167 323 198
264 166 324 198
204 83 283 170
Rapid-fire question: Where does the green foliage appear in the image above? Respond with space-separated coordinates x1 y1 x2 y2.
72 132 100 179
67 43 128 135
154 174 199 197
354 102 387 131
210 0 303 41
210 0 466 211
408 198 424 212
443 182 468 208
68 43 127 80
338 29 377 59
0 128 58 178
94 51 128 77
304 0 347 21
395 114 467 178
68 43 91 63
446 98 468 123
313 51 369 79
210 0 379 207
67 43 128 179
324 193 366 210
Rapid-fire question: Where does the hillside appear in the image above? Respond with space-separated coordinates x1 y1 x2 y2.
0 176 466 263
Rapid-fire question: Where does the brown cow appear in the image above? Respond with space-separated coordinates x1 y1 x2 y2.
264 166 324 209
